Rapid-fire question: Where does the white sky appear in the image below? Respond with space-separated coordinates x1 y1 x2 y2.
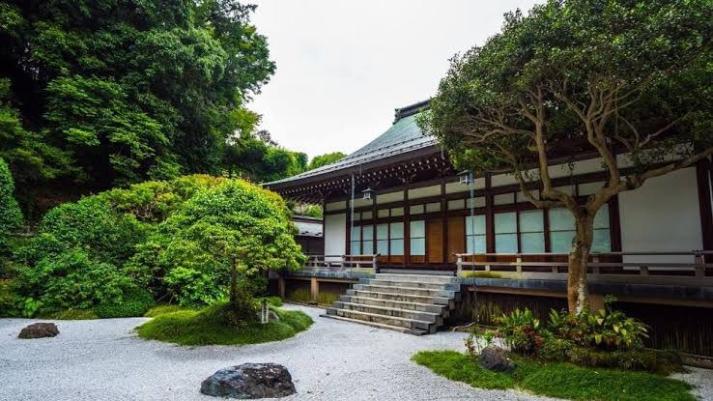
248 0 541 159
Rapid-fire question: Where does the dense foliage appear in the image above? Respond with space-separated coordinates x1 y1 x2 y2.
0 0 315 213
484 298 677 374
8 174 304 317
0 157 22 237
420 0 713 312
307 151 345 170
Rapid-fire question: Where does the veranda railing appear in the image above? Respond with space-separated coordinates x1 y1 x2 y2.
455 250 713 286
304 254 380 272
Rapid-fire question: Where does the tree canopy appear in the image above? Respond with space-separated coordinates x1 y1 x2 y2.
308 152 346 170
0 0 277 209
420 0 713 312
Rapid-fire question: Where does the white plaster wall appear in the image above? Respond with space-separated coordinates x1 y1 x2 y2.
324 213 346 260
619 167 702 266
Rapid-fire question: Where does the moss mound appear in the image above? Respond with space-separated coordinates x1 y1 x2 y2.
137 303 313 346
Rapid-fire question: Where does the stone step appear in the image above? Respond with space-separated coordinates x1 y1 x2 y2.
375 273 459 284
367 279 458 291
334 301 442 324
320 313 427 335
354 283 456 298
325 307 435 332
346 289 453 306
340 295 446 314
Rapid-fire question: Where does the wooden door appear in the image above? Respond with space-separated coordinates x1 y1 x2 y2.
447 216 465 263
427 218 444 263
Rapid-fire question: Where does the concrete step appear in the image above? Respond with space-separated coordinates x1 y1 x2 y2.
346 289 453 306
375 273 459 284
367 279 458 291
354 283 456 298
340 295 446 314
334 301 442 324
320 313 427 335
326 307 435 332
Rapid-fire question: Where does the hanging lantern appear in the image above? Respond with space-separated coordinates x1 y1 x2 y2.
458 170 473 185
362 187 374 200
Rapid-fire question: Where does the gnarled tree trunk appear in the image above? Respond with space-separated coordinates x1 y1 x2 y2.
567 213 594 314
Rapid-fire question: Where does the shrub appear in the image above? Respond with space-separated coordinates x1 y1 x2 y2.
548 297 648 351
129 180 305 307
13 249 137 316
144 304 194 317
95 288 156 318
497 308 544 355
0 157 22 235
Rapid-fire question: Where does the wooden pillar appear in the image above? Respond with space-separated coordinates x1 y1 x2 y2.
696 160 713 255
404 183 410 267
485 174 495 254
310 277 319 303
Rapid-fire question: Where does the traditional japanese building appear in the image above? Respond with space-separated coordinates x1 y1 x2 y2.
266 101 713 359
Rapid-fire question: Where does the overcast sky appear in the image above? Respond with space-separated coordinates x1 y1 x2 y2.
248 0 541 159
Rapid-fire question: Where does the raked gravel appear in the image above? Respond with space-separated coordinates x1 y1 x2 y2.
0 305 711 401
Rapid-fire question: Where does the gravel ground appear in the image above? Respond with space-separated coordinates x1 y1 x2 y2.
0 305 710 401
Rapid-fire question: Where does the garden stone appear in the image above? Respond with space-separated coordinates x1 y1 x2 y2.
18 323 59 339
200 363 296 399
479 346 514 372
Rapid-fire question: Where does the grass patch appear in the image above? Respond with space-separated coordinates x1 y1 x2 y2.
413 351 695 401
137 303 313 346
286 288 311 303
144 304 196 317
316 291 339 305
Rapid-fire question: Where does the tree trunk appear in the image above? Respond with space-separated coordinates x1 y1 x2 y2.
567 214 594 314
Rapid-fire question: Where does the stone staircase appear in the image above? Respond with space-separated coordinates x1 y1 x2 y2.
322 273 461 335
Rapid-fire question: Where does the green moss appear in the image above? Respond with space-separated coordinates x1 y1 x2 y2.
144 304 195 317
413 351 695 401
136 303 313 346
412 350 514 390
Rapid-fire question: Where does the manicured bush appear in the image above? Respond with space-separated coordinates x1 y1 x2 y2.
128 179 305 307
95 288 156 318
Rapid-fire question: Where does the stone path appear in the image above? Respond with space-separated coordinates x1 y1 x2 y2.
0 305 710 401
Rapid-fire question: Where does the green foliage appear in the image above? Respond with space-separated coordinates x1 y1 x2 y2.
0 0 276 208
316 291 339 306
286 288 312 304
0 157 22 236
0 279 20 317
12 174 302 317
497 308 544 355
260 296 283 307
13 249 136 315
307 152 346 170
95 288 156 319
413 351 695 401
129 179 305 306
136 303 313 346
223 131 308 183
494 300 663 372
548 299 649 351
422 0 713 176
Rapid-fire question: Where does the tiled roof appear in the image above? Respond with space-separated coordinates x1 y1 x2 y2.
266 102 436 187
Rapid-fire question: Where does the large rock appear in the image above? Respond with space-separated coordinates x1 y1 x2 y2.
479 346 515 372
200 363 296 399
18 322 59 339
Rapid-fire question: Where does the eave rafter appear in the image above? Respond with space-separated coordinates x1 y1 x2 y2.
273 153 453 203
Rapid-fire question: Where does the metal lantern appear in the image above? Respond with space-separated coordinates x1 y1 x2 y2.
458 170 473 185
362 187 374 200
